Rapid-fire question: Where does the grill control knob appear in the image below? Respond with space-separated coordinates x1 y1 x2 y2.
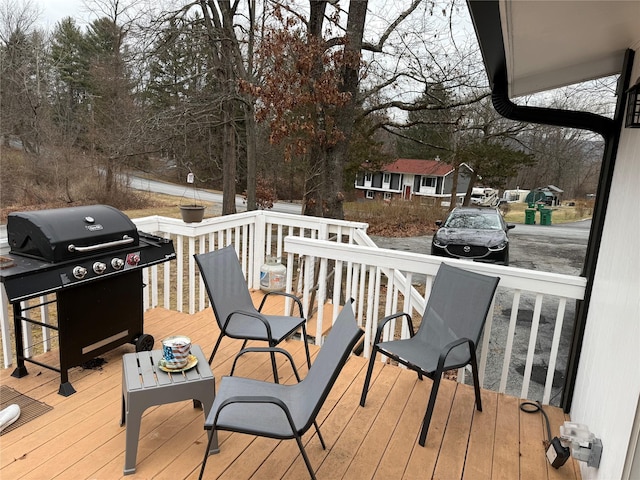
111 258 125 270
93 262 107 274
73 266 88 279
127 253 141 266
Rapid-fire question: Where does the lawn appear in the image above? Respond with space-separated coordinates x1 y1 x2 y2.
122 193 594 238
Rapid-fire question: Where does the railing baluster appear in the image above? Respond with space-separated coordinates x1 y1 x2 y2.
317 256 328 343
500 290 522 393
163 233 171 309
20 300 33 358
40 295 51 352
357 263 367 327
176 235 184 313
198 238 206 312
521 293 544 399
478 299 496 387
332 259 343 321
143 268 150 310
1 287 11 368
188 236 196 314
544 297 567 404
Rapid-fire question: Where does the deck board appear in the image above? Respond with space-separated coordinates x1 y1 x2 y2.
462 389 498 480
0 294 581 480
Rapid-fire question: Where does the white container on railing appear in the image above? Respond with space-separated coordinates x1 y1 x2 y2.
260 256 286 292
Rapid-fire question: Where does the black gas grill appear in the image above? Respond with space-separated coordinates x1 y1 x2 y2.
0 205 176 395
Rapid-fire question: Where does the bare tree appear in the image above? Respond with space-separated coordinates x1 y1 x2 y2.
0 0 46 154
247 0 492 218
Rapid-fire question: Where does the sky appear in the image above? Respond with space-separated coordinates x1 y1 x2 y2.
34 0 89 29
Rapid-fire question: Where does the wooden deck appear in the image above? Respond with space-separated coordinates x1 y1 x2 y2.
0 294 581 480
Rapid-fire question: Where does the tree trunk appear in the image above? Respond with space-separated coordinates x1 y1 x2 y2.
463 170 479 206
303 0 367 220
449 162 459 211
222 106 237 215
244 102 257 210
327 0 367 220
303 147 325 216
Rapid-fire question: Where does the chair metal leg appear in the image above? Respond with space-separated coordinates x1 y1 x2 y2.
208 334 224 364
419 373 442 447
270 349 279 384
301 323 312 369
313 420 326 449
294 432 317 480
470 351 483 412
359 346 378 407
198 427 217 480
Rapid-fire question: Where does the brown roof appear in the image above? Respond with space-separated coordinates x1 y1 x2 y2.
382 158 454 176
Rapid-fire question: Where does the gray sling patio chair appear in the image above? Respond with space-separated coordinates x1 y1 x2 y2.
194 245 311 383
198 299 364 480
359 263 499 446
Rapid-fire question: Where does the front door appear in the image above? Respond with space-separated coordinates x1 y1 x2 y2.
404 185 411 200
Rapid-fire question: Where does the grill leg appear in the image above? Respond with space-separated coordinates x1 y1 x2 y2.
58 382 76 396
10 303 28 378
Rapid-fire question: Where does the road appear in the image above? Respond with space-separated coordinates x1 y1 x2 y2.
129 175 303 215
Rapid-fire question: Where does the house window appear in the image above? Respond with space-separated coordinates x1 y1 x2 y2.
383 173 391 184
365 190 374 199
364 173 372 182
383 192 392 200
421 177 436 187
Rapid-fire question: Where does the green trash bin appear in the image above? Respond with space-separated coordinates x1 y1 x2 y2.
540 208 552 225
525 208 536 225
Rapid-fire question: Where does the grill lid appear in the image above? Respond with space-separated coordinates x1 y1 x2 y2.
7 205 139 263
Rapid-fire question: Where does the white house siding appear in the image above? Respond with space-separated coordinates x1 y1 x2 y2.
571 45 640 480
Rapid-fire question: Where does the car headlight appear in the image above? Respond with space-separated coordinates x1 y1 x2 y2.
432 238 446 248
488 241 508 251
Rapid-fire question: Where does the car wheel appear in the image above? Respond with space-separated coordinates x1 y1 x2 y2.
502 250 510 266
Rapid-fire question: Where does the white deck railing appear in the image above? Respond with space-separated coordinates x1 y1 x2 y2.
0 210 586 405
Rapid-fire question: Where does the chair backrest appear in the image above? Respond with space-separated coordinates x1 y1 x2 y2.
194 246 258 327
299 299 363 430
417 263 499 352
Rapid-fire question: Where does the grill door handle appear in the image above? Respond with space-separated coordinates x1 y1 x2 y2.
68 235 135 253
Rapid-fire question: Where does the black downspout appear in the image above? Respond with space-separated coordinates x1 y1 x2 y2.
490 50 635 412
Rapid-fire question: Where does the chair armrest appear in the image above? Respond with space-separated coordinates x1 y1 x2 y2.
230 346 302 382
374 312 414 344
258 291 305 318
436 337 476 372
207 395 296 434
224 309 273 340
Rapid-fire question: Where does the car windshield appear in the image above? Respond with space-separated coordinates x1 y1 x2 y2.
444 212 503 230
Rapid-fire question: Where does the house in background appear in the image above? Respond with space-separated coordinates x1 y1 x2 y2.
354 158 473 202
467 1 639 479
525 185 564 206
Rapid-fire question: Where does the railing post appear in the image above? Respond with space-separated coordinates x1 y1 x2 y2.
1 286 11 368
252 212 266 290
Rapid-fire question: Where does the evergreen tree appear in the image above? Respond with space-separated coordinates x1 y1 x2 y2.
50 17 91 147
397 83 455 160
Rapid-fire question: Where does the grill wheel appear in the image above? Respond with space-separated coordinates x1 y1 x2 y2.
135 334 155 352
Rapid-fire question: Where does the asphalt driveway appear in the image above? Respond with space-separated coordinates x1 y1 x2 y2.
370 219 589 275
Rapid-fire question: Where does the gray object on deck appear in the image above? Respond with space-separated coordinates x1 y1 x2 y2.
198 299 364 480
120 345 218 475
360 263 500 446
195 245 311 382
